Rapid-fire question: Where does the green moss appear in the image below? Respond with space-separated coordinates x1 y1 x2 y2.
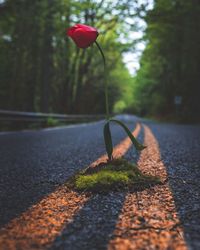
68 158 161 193
76 171 129 190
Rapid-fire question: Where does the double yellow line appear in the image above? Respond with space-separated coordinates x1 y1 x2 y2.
0 123 188 250
0 123 141 250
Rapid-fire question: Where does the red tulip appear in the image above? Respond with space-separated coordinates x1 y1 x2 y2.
67 24 99 48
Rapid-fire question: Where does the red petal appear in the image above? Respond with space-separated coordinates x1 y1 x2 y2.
72 28 98 48
67 26 76 37
76 24 98 33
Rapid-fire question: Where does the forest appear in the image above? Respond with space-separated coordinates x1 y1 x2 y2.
0 0 200 122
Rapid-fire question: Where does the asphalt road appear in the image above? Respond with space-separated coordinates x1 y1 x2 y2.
147 120 200 249
0 115 138 228
0 115 200 249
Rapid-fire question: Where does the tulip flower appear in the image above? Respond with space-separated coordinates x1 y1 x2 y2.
67 24 99 49
67 24 109 118
67 24 146 160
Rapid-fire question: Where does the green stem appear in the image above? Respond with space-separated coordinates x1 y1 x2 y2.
95 41 110 120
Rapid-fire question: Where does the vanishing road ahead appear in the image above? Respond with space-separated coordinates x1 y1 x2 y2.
0 115 200 249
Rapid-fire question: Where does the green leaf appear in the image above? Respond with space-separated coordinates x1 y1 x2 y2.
110 119 146 151
103 122 113 160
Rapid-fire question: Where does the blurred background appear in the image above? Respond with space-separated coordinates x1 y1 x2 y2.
0 0 200 128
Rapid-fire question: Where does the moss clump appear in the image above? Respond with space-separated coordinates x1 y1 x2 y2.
68 158 161 193
76 171 129 190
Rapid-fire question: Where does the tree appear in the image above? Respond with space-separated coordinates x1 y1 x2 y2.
132 0 200 121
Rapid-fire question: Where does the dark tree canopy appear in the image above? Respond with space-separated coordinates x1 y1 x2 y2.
0 0 200 122
132 0 200 121
0 0 137 115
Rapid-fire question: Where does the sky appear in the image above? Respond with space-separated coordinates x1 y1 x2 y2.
122 0 154 76
122 29 146 76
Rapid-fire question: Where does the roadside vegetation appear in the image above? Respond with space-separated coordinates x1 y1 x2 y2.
0 1 199 123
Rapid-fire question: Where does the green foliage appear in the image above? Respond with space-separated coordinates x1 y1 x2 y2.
131 0 200 121
111 62 135 114
103 122 113 160
71 158 160 193
47 117 60 127
2 0 198 121
114 100 126 113
103 119 145 160
109 119 146 150
0 0 136 115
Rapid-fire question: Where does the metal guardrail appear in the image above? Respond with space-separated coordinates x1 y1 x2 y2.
0 110 105 122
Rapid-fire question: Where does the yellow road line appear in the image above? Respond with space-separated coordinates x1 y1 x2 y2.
108 124 188 250
0 123 141 250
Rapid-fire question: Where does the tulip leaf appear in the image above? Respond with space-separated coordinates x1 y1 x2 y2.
109 119 146 151
103 122 113 160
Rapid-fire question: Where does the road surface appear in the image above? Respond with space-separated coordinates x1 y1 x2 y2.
0 115 200 249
